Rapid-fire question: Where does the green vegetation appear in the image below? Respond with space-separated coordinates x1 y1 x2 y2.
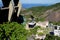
30 26 50 35
35 17 45 22
45 34 60 40
0 22 50 40
22 3 60 22
30 26 41 35
0 22 29 40
0 22 59 40
26 3 60 15
49 21 60 25
38 32 44 36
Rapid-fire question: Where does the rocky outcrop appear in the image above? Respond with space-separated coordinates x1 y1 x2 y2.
45 8 60 22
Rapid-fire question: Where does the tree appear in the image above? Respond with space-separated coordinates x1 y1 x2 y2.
0 22 29 40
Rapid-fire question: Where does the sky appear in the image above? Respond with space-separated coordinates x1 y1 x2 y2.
0 0 2 4
20 0 60 4
0 0 60 4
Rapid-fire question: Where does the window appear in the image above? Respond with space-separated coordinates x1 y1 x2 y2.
59 27 60 30
54 26 57 30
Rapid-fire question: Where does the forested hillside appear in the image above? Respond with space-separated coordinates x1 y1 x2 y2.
21 3 60 22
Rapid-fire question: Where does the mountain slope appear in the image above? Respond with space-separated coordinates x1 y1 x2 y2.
21 3 60 22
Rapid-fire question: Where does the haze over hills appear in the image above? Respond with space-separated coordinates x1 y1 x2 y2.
22 4 50 8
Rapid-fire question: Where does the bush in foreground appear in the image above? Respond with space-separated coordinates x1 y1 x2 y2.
0 22 29 40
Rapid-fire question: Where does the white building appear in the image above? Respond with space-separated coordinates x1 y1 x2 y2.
54 26 60 36
35 34 46 40
36 21 49 28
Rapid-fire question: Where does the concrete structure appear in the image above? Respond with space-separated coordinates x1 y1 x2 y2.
54 26 60 36
35 34 46 40
49 24 60 37
36 21 49 28
27 35 34 40
0 0 24 24
1 0 21 21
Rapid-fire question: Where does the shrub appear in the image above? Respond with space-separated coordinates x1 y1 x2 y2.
45 34 60 40
38 32 44 36
0 22 29 40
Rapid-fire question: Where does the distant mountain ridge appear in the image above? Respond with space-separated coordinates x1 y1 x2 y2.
22 4 50 8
